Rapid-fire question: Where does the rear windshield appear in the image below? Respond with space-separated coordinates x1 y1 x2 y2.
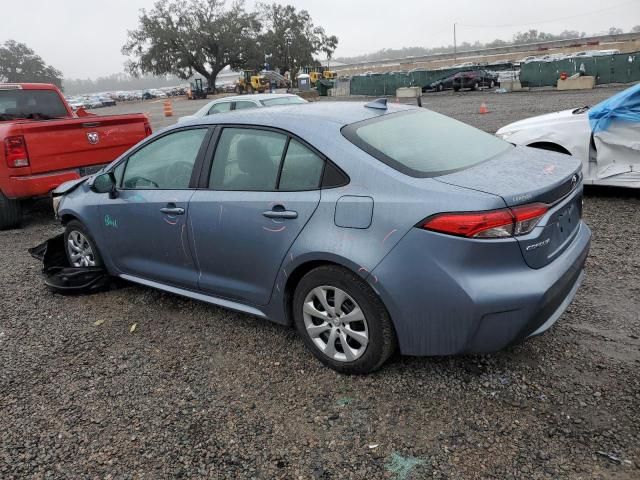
260 96 307 107
342 109 512 177
0 89 68 120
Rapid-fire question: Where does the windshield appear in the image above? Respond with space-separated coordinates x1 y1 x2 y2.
260 96 307 107
0 89 68 121
342 109 513 177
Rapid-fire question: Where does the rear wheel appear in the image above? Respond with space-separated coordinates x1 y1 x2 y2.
293 265 396 374
64 220 102 267
437 84 444 92
0 192 22 230
472 82 480 91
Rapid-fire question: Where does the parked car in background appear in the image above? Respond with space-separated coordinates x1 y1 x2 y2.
452 70 499 91
55 100 590 373
496 83 640 188
0 83 152 229
178 93 307 123
425 73 458 92
98 96 116 107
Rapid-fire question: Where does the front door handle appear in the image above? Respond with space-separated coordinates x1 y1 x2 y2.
160 206 185 215
262 209 298 219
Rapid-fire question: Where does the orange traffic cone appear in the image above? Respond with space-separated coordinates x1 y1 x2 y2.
163 100 173 117
479 102 489 114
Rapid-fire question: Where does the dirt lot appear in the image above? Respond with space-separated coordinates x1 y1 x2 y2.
1 87 639 479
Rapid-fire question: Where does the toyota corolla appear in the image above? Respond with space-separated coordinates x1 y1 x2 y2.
54 100 591 374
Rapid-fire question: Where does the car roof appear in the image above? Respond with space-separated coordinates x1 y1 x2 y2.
186 101 417 132
211 93 300 103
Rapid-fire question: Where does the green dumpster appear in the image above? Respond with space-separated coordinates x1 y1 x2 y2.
317 79 334 96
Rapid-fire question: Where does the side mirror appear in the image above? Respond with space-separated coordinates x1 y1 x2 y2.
92 172 117 198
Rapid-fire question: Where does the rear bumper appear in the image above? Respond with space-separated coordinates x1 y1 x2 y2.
2 165 105 199
370 221 591 356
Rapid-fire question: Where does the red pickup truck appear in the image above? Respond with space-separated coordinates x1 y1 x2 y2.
0 83 151 229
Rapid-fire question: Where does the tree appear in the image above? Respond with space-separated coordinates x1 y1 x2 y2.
123 0 262 88
0 40 62 87
314 26 339 67
632 25 640 33
258 3 338 74
608 27 624 35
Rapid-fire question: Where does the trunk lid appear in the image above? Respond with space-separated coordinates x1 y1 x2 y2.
435 145 583 268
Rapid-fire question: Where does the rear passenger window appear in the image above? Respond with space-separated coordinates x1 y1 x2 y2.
234 101 257 110
278 139 325 190
210 128 287 191
208 102 231 115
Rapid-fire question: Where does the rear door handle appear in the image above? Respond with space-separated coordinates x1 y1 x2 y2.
262 209 298 219
160 207 185 215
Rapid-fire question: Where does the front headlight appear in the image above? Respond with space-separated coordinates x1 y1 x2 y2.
496 130 516 140
52 195 63 217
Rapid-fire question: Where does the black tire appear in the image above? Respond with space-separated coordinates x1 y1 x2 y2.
437 84 444 92
453 86 460 92
64 220 103 267
472 82 480 91
490 80 495 88
292 265 397 374
0 192 22 230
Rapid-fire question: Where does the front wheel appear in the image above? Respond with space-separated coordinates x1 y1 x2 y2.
64 220 103 267
293 265 397 374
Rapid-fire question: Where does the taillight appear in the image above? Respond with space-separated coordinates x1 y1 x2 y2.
144 122 152 137
4 135 30 168
421 203 548 239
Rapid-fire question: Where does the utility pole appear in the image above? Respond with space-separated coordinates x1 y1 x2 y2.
454 23 457 62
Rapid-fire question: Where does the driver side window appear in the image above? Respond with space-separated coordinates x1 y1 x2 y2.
122 128 207 189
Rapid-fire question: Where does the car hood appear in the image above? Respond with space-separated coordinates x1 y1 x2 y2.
52 176 90 197
496 108 581 134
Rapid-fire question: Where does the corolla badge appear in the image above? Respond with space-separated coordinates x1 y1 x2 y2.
87 132 100 145
526 238 551 251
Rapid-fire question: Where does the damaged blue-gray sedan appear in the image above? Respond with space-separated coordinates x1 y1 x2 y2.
53 100 591 373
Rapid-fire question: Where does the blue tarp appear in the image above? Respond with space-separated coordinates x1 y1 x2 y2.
589 82 640 133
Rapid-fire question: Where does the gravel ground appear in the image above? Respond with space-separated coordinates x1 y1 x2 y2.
1 87 639 479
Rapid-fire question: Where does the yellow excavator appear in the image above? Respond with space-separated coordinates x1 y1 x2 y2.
235 70 269 94
307 67 336 86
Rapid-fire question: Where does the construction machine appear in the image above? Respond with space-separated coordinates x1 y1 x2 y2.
306 67 336 86
235 70 269 94
186 78 208 100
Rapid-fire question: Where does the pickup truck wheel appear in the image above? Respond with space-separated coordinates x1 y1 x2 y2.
64 220 103 267
0 192 22 230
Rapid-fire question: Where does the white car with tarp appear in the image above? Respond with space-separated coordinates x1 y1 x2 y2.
496 84 640 188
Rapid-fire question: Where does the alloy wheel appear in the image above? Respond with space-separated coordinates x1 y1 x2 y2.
302 286 369 362
67 230 96 267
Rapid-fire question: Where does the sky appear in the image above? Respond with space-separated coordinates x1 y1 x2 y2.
2 0 638 79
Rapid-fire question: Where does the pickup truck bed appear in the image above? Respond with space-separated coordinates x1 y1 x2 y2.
0 83 151 229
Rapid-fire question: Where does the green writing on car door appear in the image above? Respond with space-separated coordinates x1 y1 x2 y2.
104 215 118 228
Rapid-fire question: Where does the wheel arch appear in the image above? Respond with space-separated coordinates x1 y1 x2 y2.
527 141 572 155
60 213 80 225
282 258 362 326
